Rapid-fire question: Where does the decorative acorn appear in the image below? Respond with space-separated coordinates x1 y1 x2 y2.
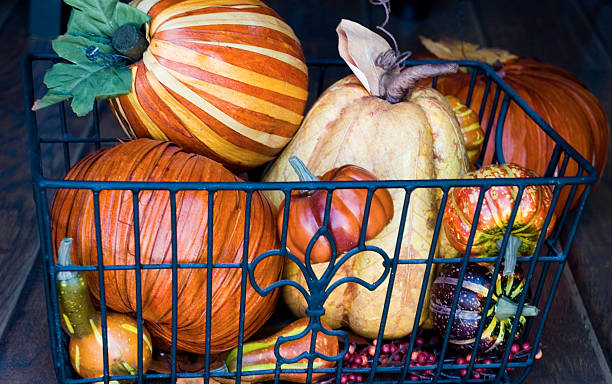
56 238 153 379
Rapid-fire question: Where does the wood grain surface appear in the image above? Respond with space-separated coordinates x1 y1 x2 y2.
1 0 611 383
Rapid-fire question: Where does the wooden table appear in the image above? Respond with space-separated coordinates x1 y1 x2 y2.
1 0 611 383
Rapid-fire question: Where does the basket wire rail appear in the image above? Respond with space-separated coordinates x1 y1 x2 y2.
23 53 598 384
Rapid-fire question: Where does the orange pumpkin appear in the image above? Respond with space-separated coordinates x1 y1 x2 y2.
109 0 308 171
50 138 282 354
417 41 609 210
277 158 394 264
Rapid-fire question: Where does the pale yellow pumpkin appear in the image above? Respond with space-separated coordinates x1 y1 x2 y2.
264 74 469 339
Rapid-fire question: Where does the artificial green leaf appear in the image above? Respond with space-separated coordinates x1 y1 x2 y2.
52 35 114 65
32 92 71 111
64 0 119 38
115 2 151 29
39 62 132 116
67 9 115 40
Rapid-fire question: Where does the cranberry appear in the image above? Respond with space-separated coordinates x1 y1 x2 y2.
416 337 425 346
511 343 520 354
483 358 493 365
382 344 391 354
456 357 467 365
460 369 468 377
427 353 436 363
409 376 419 381
522 342 532 351
368 346 376 356
340 375 348 384
349 374 356 381
417 353 427 364
472 371 481 379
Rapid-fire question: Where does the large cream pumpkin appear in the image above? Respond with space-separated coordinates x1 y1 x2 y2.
109 0 308 171
264 74 469 339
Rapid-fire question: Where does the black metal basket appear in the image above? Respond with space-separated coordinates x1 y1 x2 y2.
24 53 598 384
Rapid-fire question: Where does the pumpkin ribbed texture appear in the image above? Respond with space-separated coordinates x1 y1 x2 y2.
427 58 609 210
50 138 281 354
109 0 308 170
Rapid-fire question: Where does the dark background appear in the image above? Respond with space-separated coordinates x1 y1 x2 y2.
0 0 611 382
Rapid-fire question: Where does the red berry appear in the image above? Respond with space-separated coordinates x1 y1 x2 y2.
509 353 514 360
475 368 485 373
382 344 392 354
340 376 348 384
472 372 481 379
409 376 419 381
411 351 419 361
425 369 433 375
416 337 425 346
368 346 376 356
355 375 363 382
390 344 399 353
511 343 520 354
417 353 427 364
349 374 356 381
465 354 472 362
535 349 543 360
427 353 436 363
361 355 369 366
460 369 468 377
350 363 359 369
344 353 351 361
391 354 401 361
522 342 531 351
456 357 467 365
348 344 356 354
483 358 493 365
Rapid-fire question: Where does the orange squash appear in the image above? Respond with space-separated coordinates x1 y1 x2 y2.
109 0 308 171
50 139 282 354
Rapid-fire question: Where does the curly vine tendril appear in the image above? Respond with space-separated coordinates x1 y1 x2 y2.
369 0 412 95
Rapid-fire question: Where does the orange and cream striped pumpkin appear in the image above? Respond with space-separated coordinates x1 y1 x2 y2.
109 0 309 170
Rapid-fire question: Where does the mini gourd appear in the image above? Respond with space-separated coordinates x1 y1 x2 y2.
56 238 153 379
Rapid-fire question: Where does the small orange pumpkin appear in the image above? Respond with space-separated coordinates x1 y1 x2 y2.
277 157 394 264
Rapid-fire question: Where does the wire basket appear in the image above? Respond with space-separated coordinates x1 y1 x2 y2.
24 54 598 384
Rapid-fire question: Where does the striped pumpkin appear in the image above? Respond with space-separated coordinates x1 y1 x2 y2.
445 95 484 168
109 0 308 170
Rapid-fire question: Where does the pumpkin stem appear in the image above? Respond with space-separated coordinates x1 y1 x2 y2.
112 24 148 62
384 63 459 103
495 295 539 321
56 238 97 338
289 156 320 194
497 235 521 276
